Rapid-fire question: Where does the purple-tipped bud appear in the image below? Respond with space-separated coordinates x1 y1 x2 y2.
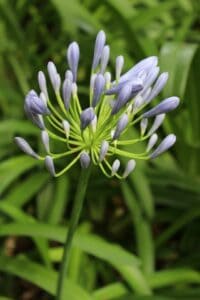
92 74 105 107
143 66 160 91
100 45 110 74
25 108 45 129
150 134 176 159
107 78 143 97
99 140 109 162
132 94 144 112
91 115 97 132
123 159 136 178
146 72 168 103
141 87 152 102
24 106 45 129
47 61 60 92
113 114 129 140
147 114 165 136
104 72 111 87
45 156 55 176
138 70 147 81
143 97 180 118
146 134 158 152
111 159 120 176
14 137 39 159
92 30 106 70
40 92 47 106
119 56 158 83
41 131 50 153
105 81 125 95
129 79 143 98
38 71 48 97
80 151 91 169
65 70 73 82
116 55 124 81
140 118 148 136
62 78 72 110
25 90 50 115
90 74 97 91
62 120 70 138
111 84 132 115
72 82 78 97
67 42 80 82
80 107 96 130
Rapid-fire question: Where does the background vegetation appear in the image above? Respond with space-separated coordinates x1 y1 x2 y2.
0 0 200 299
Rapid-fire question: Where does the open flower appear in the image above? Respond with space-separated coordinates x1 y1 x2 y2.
15 30 179 179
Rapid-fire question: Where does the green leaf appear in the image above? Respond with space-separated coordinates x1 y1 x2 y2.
52 0 100 34
0 222 139 267
0 255 92 300
0 156 40 195
47 175 69 224
3 172 49 207
0 120 38 137
0 202 51 268
148 269 200 288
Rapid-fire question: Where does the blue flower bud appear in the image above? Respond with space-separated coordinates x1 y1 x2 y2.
14 137 39 159
140 118 148 136
65 70 73 82
99 140 109 162
90 74 97 91
142 66 160 91
132 94 144 112
62 120 70 138
116 55 124 81
104 72 111 88
111 159 120 176
147 114 165 136
106 78 143 96
143 97 180 118
100 45 110 74
150 134 176 159
41 130 50 153
40 92 47 106
72 82 78 97
141 86 151 102
92 74 105 107
119 56 158 83
92 30 106 70
67 42 80 82
47 61 60 92
113 114 129 140
123 159 136 178
45 156 55 176
80 151 91 169
38 71 48 97
111 84 132 115
80 107 96 130
146 72 168 103
146 133 158 152
62 78 72 110
24 106 45 129
91 115 97 132
25 90 50 115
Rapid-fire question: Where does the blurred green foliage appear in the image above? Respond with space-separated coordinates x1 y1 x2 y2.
0 0 200 299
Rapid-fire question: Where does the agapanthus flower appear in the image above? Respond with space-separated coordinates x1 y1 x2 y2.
15 30 179 179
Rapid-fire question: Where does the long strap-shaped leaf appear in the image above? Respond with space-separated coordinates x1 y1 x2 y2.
0 255 92 300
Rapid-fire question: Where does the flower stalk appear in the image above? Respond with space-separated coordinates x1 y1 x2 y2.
56 165 92 300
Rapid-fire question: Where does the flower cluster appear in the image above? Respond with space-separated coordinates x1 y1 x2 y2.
15 30 179 178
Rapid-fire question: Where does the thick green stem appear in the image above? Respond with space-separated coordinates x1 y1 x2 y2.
56 166 92 300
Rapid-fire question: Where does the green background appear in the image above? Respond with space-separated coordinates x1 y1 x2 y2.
0 0 200 299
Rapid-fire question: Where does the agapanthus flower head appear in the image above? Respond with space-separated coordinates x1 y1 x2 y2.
15 30 179 179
